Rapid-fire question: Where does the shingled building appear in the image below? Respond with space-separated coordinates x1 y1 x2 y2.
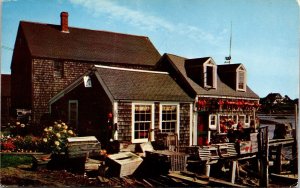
11 12 161 123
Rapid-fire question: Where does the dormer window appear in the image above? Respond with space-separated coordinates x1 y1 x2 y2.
237 65 246 91
204 60 217 89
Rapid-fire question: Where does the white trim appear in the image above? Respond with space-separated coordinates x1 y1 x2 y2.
193 110 198 145
209 114 217 130
131 102 154 143
113 101 118 140
196 95 259 101
189 103 193 146
159 103 180 139
236 64 247 92
95 64 169 75
68 100 78 129
203 58 217 89
49 74 85 105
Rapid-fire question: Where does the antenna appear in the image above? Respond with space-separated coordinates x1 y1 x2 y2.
225 22 232 64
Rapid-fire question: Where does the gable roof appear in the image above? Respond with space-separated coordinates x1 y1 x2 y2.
18 21 161 66
94 66 193 102
218 64 244 72
162 53 259 99
50 65 193 103
1 74 11 97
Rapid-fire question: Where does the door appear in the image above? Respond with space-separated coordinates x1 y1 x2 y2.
197 112 209 145
68 100 78 130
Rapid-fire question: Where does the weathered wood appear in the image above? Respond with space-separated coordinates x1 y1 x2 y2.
85 158 101 171
146 150 188 172
209 177 247 187
231 160 237 184
275 144 283 173
168 172 209 186
66 136 101 159
106 152 143 177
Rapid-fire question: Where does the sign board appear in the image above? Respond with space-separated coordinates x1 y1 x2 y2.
83 76 92 87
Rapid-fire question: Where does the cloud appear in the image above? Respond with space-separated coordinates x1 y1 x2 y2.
69 0 223 45
1 0 17 2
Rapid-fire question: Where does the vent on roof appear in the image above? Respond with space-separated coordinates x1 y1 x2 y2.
60 12 69 33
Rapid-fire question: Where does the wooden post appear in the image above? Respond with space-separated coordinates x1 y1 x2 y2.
258 127 269 187
205 164 211 177
275 144 282 173
231 160 237 184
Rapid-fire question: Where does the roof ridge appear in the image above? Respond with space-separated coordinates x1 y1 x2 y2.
95 65 169 75
20 20 150 39
165 53 188 60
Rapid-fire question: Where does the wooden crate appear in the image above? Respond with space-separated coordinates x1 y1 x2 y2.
106 152 143 177
146 150 188 172
66 136 101 158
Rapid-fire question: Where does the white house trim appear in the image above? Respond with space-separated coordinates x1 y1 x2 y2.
159 102 180 140
131 102 155 143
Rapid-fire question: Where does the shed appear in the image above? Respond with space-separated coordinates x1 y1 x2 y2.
49 65 194 148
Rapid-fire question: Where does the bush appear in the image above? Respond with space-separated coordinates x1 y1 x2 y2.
41 121 76 154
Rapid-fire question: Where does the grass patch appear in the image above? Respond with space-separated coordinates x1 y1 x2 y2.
1 154 33 168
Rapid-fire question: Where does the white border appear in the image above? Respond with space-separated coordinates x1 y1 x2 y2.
131 102 154 143
159 103 180 139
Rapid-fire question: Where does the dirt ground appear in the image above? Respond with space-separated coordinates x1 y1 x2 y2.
0 167 98 187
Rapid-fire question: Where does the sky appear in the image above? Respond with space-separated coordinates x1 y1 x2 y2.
1 0 299 99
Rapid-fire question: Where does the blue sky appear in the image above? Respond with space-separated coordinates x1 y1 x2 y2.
1 0 299 99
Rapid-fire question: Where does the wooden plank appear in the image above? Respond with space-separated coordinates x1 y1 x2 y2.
209 177 247 187
67 136 98 142
67 144 101 152
168 172 209 186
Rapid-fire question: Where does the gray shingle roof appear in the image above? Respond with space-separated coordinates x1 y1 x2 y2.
19 21 161 66
94 66 193 102
164 54 259 99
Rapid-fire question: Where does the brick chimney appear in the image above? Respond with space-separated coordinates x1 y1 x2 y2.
60 12 69 33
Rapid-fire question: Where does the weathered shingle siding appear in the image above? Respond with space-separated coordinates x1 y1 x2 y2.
117 102 132 142
179 103 191 147
32 59 93 122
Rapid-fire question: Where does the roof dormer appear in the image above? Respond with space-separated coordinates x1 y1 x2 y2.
185 57 217 89
236 64 246 92
218 63 247 92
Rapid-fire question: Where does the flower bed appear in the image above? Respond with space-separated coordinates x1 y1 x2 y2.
1 121 76 154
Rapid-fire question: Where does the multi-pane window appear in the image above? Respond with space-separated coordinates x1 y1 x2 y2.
204 63 217 89
54 61 64 78
161 105 178 133
133 105 152 140
238 71 245 90
209 114 217 130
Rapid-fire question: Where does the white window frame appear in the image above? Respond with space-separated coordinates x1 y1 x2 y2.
209 114 217 130
68 100 78 129
236 66 246 91
131 102 154 143
203 62 217 89
159 103 180 136
238 114 247 127
244 115 251 128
